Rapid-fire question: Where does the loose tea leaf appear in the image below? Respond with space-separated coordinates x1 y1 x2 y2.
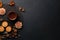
13 29 17 33
0 18 3 21
8 0 15 6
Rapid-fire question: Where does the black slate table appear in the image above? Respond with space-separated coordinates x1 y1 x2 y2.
1 0 60 40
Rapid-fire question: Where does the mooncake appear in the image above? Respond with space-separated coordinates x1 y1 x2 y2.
2 21 8 27
6 26 12 32
0 26 4 32
0 8 6 15
15 21 22 29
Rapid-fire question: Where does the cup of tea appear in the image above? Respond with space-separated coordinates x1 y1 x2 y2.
7 11 17 21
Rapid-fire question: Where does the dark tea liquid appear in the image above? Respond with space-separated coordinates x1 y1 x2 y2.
8 12 17 20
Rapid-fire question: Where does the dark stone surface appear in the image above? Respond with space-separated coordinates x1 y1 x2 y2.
1 0 60 40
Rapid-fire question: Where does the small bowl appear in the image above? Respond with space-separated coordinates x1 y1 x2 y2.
7 11 17 21
15 21 22 29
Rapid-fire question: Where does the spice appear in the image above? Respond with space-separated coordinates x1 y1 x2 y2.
15 36 18 38
2 36 5 38
12 34 15 37
8 0 15 6
22 8 25 12
4 32 8 34
14 29 17 33
19 7 22 11
14 33 17 35
0 35 2 40
19 7 25 12
0 18 3 21
6 34 9 37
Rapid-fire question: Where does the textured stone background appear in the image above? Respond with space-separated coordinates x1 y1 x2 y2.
1 0 60 40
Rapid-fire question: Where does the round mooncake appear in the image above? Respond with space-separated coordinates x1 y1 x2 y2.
6 26 12 32
0 8 6 15
2 21 8 27
0 26 4 32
